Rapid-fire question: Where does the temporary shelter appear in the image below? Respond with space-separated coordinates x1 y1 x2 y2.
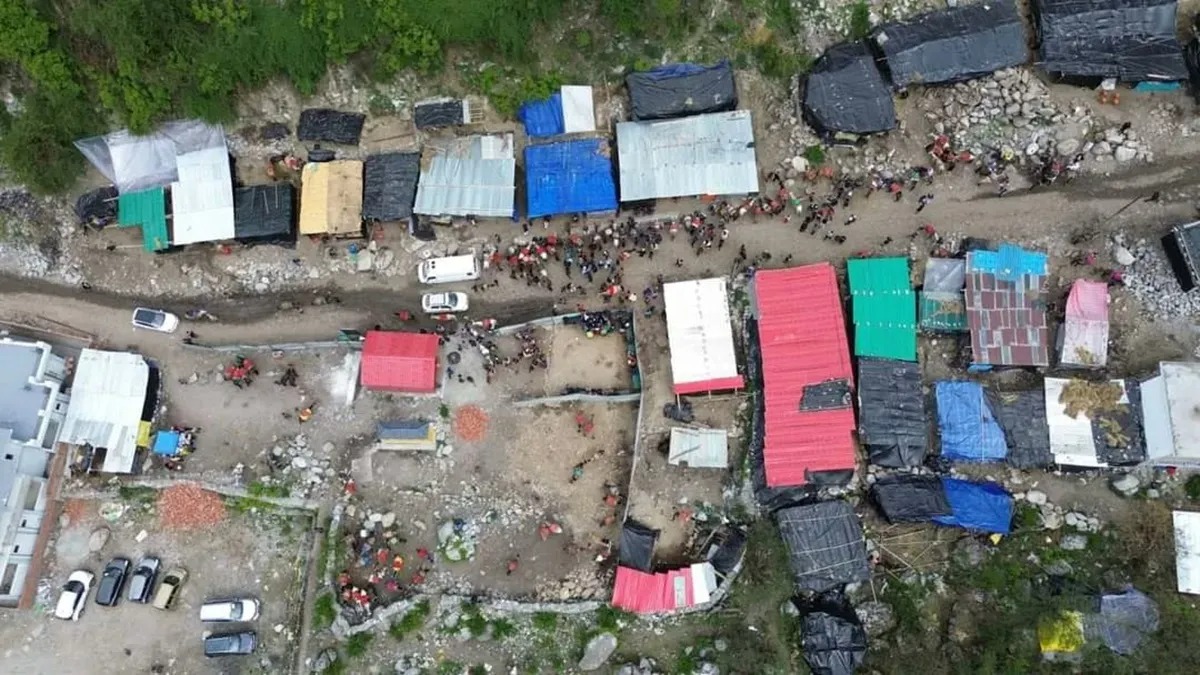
872 474 1013 534
935 381 1008 463
518 85 597 137
1059 279 1109 367
964 244 1051 367
1032 0 1187 81
610 563 718 614
857 358 927 467
375 420 437 451
870 0 1027 89
776 501 869 593
667 428 729 468
297 108 365 145
362 152 420 222
988 388 1053 468
524 139 617 218
75 120 227 194
360 331 439 394
846 257 916 361
798 592 868 675
117 188 170 252
1141 361 1200 466
413 98 475 129
233 184 296 245
919 258 967 332
662 278 742 395
802 41 897 137
413 134 516 218
754 264 856 487
626 61 737 121
1045 378 1143 467
59 349 154 474
616 111 758 202
299 160 364 237
1162 220 1200 291
1174 510 1200 593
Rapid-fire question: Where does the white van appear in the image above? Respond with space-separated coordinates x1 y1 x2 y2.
417 252 481 285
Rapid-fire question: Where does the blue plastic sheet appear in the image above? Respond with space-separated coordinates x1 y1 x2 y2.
518 93 565 138
153 431 181 456
935 381 1008 462
934 477 1013 534
524 139 618 218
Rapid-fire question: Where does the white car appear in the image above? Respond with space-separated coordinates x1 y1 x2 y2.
421 292 469 314
131 307 179 333
200 597 261 622
54 570 95 620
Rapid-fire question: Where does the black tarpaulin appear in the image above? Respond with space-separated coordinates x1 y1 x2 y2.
803 41 897 136
987 389 1053 469
297 108 366 145
705 527 747 575
1093 379 1146 465
798 592 868 675
363 152 420 222
871 474 952 523
801 380 853 411
777 501 870 593
871 0 1027 88
626 61 738 121
1187 38 1200 102
233 184 296 244
414 99 466 129
1033 0 1187 81
858 358 929 467
618 519 659 572
75 186 118 226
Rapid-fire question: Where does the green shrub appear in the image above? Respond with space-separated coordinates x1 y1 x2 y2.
803 144 826 166
314 593 337 629
344 631 373 658
849 1 872 40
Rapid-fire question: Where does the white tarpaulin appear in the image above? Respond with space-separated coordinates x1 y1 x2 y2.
59 349 150 474
561 85 596 133
170 145 235 245
1174 510 1200 594
1044 377 1128 468
75 120 227 194
663 278 742 395
1142 362 1200 465
668 427 729 468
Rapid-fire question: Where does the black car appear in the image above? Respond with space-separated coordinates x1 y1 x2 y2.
95 557 131 606
126 556 161 603
203 631 257 657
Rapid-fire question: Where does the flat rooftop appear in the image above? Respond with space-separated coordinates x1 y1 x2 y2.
0 343 49 442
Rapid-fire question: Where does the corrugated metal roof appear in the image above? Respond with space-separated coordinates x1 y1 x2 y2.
610 563 716 614
616 110 759 202
170 146 235 245
60 349 151 474
965 245 1050 366
668 428 729 468
361 331 439 393
847 257 917 361
754 264 856 487
1143 361 1200 463
1061 279 1109 367
117 188 170 252
413 134 516 217
662 278 743 395
299 161 363 236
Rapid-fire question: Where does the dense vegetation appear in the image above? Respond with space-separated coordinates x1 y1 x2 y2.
0 0 815 194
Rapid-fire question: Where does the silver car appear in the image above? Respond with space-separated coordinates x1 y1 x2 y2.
131 307 180 333
200 598 261 622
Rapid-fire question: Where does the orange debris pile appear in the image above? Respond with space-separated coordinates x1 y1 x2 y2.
158 482 226 529
453 405 489 442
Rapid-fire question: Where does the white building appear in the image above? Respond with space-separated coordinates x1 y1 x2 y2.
0 338 70 607
1142 361 1200 466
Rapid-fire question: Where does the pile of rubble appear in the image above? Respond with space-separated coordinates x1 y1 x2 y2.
929 68 1066 140
1013 489 1102 534
549 567 610 601
266 434 337 497
1122 236 1200 318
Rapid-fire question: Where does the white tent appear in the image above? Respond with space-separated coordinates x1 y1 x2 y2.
1174 510 1200 594
662 278 743 395
170 145 235 245
561 85 596 133
1142 362 1200 466
75 120 227 194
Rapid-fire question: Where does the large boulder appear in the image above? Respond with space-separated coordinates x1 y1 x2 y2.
578 632 618 671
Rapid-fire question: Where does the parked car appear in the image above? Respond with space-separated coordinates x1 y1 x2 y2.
95 557 131 606
203 630 257 657
54 570 95 620
200 597 261 622
131 307 179 333
421 291 469 314
152 567 188 610
126 556 161 603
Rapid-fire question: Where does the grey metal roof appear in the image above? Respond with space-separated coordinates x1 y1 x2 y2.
616 110 759 202
0 343 50 443
668 427 729 468
413 134 516 218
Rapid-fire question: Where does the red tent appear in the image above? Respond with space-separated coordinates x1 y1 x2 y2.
361 331 439 393
755 263 856 487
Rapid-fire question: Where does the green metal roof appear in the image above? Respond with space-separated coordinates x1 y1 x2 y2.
847 257 917 361
117 188 170 252
920 291 968 332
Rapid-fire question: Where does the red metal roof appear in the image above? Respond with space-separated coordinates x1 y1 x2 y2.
611 564 713 614
361 331 439 393
755 264 856 487
674 376 746 396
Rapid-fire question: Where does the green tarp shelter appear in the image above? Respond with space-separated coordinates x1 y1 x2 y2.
847 257 917 361
117 188 169 252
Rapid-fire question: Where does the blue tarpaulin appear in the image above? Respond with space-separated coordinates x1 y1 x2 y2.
525 139 618 218
518 93 565 138
936 381 1008 462
933 477 1013 534
968 243 1048 282
153 431 181 456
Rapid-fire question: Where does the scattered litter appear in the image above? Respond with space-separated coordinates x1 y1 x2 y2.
135 529 148 543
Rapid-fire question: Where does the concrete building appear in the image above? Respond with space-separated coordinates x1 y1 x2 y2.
0 337 70 607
